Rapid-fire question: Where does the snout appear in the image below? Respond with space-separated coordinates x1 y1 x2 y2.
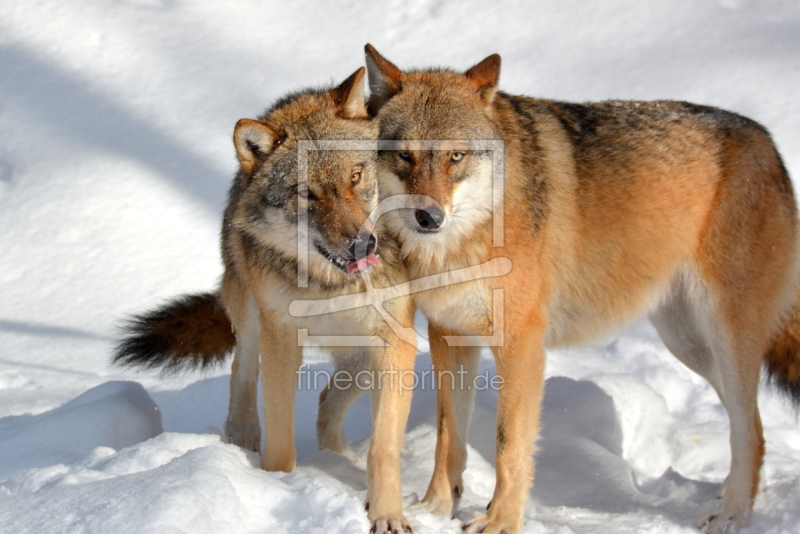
342 229 379 274
349 229 378 260
414 206 445 233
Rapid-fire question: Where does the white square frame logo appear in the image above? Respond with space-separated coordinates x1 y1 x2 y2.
291 139 508 348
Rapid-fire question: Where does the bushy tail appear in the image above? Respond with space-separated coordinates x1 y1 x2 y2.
113 292 236 374
764 302 800 409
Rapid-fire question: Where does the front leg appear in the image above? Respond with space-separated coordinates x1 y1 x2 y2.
225 333 261 452
464 317 546 534
419 322 480 517
366 329 417 533
259 315 302 472
223 282 261 452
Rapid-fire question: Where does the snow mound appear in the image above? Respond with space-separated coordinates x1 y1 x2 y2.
0 381 162 481
0 432 369 534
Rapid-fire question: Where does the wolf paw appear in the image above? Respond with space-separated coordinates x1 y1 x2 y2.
715 476 729 499
412 494 452 517
224 417 261 452
699 510 747 534
462 512 517 534
370 515 413 534
412 484 461 517
316 427 347 454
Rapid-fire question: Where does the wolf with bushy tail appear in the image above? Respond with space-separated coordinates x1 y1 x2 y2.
364 44 800 534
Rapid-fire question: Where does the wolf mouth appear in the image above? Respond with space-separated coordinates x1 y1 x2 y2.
314 241 379 275
314 242 350 273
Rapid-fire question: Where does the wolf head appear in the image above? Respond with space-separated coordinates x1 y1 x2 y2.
228 68 381 279
365 45 502 247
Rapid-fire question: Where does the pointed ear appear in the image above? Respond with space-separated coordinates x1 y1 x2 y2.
333 67 368 119
364 44 403 114
233 119 279 175
465 54 501 104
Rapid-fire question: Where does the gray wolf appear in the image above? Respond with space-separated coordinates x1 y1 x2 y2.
114 67 417 533
364 44 800 534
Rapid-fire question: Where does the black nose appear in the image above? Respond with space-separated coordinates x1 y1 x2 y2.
349 230 377 260
414 206 445 232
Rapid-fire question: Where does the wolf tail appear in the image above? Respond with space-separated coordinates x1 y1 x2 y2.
764 299 800 409
113 292 236 374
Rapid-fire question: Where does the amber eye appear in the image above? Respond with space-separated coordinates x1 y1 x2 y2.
397 152 412 162
351 170 362 185
451 152 465 162
298 186 310 199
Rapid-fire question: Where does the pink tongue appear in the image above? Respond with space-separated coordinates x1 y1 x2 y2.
346 253 380 274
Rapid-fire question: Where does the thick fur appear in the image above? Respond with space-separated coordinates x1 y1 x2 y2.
113 68 417 534
364 44 799 534
113 292 235 373
765 298 800 408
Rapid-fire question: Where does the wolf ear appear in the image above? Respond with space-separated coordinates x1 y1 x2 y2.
333 67 368 119
234 119 279 175
364 44 403 115
465 54 501 104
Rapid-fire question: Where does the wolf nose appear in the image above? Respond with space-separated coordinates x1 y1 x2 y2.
349 230 378 260
414 207 444 232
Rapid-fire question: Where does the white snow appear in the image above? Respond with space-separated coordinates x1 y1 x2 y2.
1 1 799 532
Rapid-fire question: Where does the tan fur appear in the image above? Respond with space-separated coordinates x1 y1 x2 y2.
419 324 479 516
113 67 419 533
365 45 799 534
220 70 418 533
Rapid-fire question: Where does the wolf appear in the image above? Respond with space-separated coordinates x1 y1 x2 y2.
114 68 418 533
363 44 800 534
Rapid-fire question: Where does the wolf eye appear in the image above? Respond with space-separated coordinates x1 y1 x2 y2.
351 171 362 185
298 186 314 200
451 152 465 162
397 152 412 162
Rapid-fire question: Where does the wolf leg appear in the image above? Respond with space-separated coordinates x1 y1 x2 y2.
700 327 765 534
317 351 369 454
366 328 417 534
418 322 479 517
464 319 545 534
259 316 302 472
653 272 767 533
223 283 262 452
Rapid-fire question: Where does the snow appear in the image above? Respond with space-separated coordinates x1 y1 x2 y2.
1 0 799 532
0 381 162 480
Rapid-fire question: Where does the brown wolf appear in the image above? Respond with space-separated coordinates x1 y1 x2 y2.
364 44 800 534
114 68 418 533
